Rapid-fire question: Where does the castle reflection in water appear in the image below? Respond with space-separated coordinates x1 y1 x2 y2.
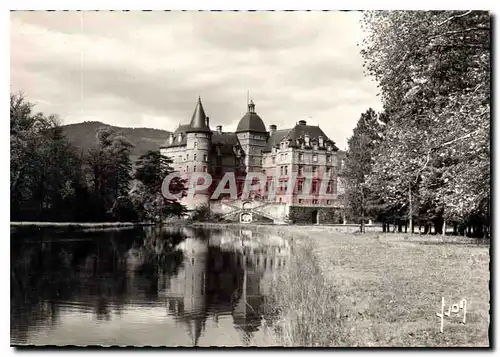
148 226 290 346
10 226 289 346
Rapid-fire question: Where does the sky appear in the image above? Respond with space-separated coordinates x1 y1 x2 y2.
10 10 383 148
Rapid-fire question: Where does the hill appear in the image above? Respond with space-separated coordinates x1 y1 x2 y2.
62 121 171 162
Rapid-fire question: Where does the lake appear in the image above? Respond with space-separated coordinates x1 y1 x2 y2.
10 225 290 347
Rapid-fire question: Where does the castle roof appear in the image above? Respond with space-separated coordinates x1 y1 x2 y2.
161 124 189 148
262 121 339 152
187 97 211 133
236 101 267 133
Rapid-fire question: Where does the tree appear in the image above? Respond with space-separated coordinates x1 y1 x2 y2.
343 108 384 232
85 127 134 219
131 150 187 222
10 93 85 221
361 11 490 236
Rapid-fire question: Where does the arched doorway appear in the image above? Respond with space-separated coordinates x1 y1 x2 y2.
312 210 319 225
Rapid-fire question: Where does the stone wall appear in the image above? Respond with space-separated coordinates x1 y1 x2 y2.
288 205 343 225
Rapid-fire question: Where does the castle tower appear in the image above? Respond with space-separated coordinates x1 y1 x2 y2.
176 237 209 346
185 97 212 210
236 100 268 174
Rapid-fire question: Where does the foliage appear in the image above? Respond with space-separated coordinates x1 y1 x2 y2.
190 204 211 222
342 108 385 231
10 93 85 221
360 11 490 234
132 150 187 222
10 93 187 223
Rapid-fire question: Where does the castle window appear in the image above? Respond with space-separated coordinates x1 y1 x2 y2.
313 199 319 205
327 200 331 205
327 180 333 193
204 154 208 162
194 141 198 149
186 166 189 172
312 154 318 162
284 166 288 175
299 199 303 204
299 153 303 161
326 154 331 163
194 165 196 171
194 153 197 161
297 180 303 193
327 167 331 176
312 166 317 176
202 166 207 172
186 154 189 161
312 181 318 193
298 166 303 176
280 142 284 149
341 159 345 169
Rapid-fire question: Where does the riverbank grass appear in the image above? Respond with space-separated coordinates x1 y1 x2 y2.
265 227 490 347
264 241 351 347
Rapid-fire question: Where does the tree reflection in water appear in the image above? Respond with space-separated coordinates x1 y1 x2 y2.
10 226 186 344
10 226 290 346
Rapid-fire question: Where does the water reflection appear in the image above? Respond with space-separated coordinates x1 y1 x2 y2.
11 226 289 346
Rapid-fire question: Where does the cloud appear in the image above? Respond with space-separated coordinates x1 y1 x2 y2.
10 10 382 145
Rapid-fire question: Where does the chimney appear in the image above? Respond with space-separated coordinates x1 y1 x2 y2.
304 133 310 146
216 125 222 134
298 120 307 126
318 135 324 147
206 116 210 127
169 132 174 145
269 124 277 134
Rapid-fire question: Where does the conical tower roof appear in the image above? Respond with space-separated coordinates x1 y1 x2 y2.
187 97 211 133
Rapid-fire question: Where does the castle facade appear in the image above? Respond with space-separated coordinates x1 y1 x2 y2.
160 97 346 224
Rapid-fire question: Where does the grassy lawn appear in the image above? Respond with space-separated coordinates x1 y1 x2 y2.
265 226 490 347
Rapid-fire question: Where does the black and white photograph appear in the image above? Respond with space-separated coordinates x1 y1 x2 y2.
8 8 491 348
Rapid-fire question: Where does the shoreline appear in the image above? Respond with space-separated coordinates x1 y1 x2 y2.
10 221 156 228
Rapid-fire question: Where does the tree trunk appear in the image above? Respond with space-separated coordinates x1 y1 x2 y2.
442 220 446 236
408 183 413 235
360 220 365 234
453 222 458 235
404 223 407 233
383 222 387 233
393 221 397 233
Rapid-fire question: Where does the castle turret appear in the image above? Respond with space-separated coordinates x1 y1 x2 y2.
185 97 212 210
235 100 268 174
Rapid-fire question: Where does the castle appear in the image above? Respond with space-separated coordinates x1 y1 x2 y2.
160 97 346 224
